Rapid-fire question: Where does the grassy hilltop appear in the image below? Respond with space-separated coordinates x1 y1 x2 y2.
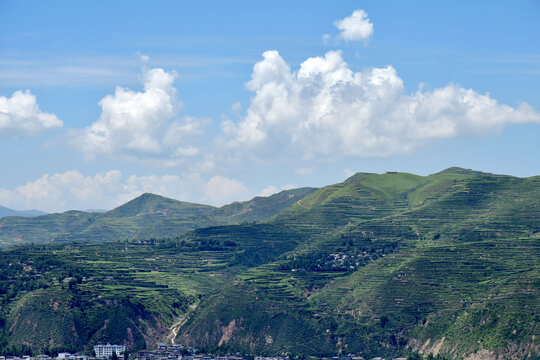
0 168 538 360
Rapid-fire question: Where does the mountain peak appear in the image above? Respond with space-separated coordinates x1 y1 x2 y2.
106 193 215 218
138 192 163 199
435 167 503 177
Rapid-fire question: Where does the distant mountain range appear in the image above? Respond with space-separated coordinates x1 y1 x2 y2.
0 168 538 360
0 206 46 218
0 187 317 246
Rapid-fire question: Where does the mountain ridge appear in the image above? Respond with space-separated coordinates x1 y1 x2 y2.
0 187 317 247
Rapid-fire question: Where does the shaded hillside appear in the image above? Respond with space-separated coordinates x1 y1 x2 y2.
0 188 317 247
0 241 201 354
214 187 317 223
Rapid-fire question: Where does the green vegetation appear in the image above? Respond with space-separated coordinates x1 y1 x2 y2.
0 188 317 247
0 240 236 354
0 168 538 360
178 169 540 359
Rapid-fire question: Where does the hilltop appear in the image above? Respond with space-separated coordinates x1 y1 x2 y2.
0 168 538 360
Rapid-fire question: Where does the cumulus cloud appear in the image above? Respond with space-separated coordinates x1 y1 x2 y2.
334 9 374 41
0 90 63 138
221 50 540 159
204 176 250 205
72 67 207 160
0 170 250 213
0 170 124 212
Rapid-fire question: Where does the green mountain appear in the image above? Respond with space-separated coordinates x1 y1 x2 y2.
175 169 540 359
135 187 317 241
0 188 317 247
0 168 538 360
0 193 214 246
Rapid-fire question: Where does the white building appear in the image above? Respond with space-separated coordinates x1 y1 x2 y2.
94 345 126 359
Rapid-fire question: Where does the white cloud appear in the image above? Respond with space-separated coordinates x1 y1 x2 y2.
204 175 250 205
0 90 62 138
221 50 540 160
334 9 374 42
0 170 250 213
72 67 207 160
231 101 242 116
0 170 124 212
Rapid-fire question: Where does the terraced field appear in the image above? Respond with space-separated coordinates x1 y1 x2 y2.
0 240 243 354
0 168 538 359
177 169 540 359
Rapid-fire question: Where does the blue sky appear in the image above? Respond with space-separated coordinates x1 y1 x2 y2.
1 1 539 212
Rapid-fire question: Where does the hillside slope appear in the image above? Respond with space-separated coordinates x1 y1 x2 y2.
0 194 214 245
0 188 317 247
176 169 540 359
0 168 538 359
